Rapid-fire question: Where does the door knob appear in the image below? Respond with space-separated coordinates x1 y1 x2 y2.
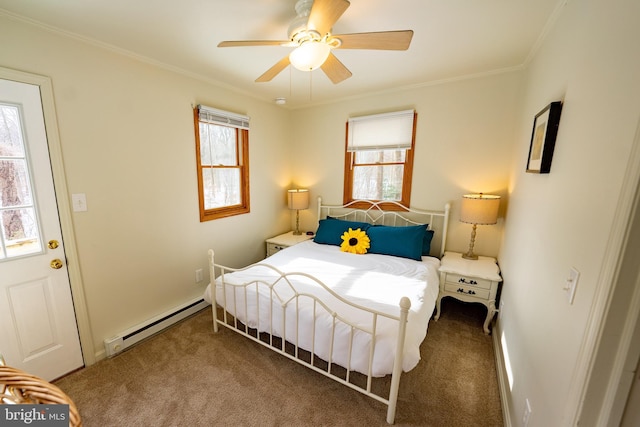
48 240 59 249
50 259 64 269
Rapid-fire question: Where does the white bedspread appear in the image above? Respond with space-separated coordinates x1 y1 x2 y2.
204 240 440 376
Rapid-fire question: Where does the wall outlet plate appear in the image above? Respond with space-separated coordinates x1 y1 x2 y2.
566 267 580 304
523 398 532 427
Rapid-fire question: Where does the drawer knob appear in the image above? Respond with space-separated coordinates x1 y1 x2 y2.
456 288 476 295
458 277 478 285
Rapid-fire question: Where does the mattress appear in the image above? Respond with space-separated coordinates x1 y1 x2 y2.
204 240 440 376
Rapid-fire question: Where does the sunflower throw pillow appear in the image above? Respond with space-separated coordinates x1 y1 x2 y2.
340 228 370 254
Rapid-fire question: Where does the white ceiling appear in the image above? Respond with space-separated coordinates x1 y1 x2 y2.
0 0 564 108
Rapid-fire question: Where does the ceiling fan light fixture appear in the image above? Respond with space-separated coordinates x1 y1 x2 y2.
289 41 331 71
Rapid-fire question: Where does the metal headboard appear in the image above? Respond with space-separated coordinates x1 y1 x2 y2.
316 197 451 258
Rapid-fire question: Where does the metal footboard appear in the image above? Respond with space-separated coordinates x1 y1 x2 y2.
207 249 410 424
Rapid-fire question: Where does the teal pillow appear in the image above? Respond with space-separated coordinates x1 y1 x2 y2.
422 229 435 256
368 224 426 261
314 218 371 246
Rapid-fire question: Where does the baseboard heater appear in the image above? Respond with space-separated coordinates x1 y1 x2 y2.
103 297 209 357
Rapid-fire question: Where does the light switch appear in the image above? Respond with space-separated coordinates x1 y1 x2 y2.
565 267 580 304
72 193 87 212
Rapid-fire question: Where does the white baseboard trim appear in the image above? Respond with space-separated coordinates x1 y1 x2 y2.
493 324 513 427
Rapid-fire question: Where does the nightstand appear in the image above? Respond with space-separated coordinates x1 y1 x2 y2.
265 231 313 257
434 251 502 334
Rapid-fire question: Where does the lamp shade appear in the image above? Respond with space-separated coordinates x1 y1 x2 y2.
289 42 331 71
460 194 500 225
287 189 310 210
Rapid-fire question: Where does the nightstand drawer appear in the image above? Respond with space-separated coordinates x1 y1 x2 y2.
266 243 286 257
444 273 493 290
265 232 313 258
444 283 491 299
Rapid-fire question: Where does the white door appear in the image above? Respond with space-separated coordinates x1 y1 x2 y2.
0 78 83 381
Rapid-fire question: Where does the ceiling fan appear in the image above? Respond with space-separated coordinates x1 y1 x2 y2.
217 0 413 84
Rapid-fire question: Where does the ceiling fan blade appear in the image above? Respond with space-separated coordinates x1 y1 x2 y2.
255 56 291 82
321 53 352 84
218 40 290 47
334 30 414 50
308 0 350 35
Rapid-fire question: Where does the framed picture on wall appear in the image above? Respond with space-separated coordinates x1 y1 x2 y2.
526 101 563 173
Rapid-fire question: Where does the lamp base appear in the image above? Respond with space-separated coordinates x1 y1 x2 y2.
293 209 302 235
462 252 479 260
463 224 479 260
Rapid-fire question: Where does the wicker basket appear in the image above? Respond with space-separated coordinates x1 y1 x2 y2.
0 357 82 426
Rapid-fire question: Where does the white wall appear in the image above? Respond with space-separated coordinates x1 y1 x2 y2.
289 72 522 257
497 0 640 425
1 16 292 358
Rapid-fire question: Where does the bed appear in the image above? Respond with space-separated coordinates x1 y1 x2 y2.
203 198 450 424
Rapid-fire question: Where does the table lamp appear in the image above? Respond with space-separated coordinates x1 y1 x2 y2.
288 189 309 235
460 193 500 260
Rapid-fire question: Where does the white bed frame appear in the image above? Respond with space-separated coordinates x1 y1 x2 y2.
208 198 450 424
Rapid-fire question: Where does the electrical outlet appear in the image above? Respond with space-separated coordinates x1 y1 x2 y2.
499 300 504 321
195 268 204 283
523 398 532 427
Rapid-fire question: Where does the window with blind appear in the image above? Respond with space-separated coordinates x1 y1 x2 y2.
194 105 250 221
343 110 417 209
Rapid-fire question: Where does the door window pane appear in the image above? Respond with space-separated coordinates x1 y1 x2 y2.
2 208 40 257
0 104 42 259
0 159 33 207
0 105 25 156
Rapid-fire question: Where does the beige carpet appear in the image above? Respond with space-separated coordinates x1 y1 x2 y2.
55 298 503 426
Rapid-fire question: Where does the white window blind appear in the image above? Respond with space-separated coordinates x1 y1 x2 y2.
347 109 415 152
198 104 250 130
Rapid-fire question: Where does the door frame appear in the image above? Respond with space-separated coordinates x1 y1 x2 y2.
574 116 640 424
0 66 95 366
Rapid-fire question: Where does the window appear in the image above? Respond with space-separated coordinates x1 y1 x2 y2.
343 110 416 209
194 105 250 221
0 103 42 258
